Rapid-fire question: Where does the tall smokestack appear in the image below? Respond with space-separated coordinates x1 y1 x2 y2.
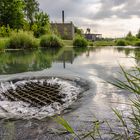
62 10 64 23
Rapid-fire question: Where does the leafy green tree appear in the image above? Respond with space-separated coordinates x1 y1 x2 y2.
32 11 50 37
75 26 83 36
0 25 11 37
24 0 39 28
136 29 140 39
126 31 133 38
0 0 25 29
34 12 50 27
126 31 137 41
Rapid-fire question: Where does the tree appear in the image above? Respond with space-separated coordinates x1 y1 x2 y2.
126 31 133 38
75 26 83 36
32 11 50 37
86 28 91 34
0 0 25 29
136 29 140 39
125 31 137 41
24 0 39 28
34 12 49 27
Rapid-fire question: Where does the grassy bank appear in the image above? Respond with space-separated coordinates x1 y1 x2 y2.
116 38 140 46
63 40 73 46
0 32 64 51
63 39 140 47
63 40 115 47
93 40 115 46
1 35 140 52
90 39 140 47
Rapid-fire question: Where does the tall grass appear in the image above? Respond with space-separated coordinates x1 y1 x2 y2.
53 116 103 140
110 66 140 139
8 31 39 49
53 66 140 139
0 38 9 51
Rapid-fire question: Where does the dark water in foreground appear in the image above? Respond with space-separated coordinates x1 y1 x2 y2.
0 46 140 139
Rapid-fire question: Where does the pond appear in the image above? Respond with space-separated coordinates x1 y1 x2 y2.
0 46 140 139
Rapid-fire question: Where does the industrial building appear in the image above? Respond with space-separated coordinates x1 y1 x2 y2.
51 11 75 40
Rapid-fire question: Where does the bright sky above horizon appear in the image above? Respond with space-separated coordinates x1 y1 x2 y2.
37 0 140 38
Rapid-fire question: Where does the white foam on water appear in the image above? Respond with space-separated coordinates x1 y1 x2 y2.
0 78 81 119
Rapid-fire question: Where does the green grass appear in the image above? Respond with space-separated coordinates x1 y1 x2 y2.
93 39 140 47
63 40 73 46
115 37 140 46
93 40 115 46
53 116 102 139
62 40 93 47
88 41 94 46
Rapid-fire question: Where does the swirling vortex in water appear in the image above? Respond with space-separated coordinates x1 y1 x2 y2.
0 77 88 119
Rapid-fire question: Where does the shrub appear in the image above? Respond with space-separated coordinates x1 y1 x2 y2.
40 34 63 48
0 38 9 51
88 41 93 46
8 31 39 49
126 36 138 41
125 31 137 41
134 41 140 46
73 36 88 47
116 39 126 46
33 26 48 38
0 25 11 37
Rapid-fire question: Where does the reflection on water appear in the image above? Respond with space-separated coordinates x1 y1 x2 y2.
0 46 140 75
0 48 61 74
116 47 140 65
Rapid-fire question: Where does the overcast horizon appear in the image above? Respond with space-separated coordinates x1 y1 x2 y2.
38 0 140 38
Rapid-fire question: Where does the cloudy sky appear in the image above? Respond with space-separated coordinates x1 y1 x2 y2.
38 0 140 37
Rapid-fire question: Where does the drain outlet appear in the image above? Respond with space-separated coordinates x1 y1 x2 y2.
0 78 82 119
1 80 65 107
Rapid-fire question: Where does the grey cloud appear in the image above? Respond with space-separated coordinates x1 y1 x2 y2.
38 0 87 21
38 0 140 21
93 0 140 19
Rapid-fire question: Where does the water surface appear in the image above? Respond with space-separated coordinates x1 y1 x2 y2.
0 46 140 139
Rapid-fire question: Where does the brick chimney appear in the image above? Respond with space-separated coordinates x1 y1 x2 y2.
62 10 64 23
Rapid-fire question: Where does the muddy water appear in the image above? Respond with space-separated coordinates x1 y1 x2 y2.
0 46 139 139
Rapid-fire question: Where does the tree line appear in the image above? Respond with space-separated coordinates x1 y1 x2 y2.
0 0 50 37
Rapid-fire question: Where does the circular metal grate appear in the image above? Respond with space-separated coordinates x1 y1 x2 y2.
1 80 65 108
0 77 86 119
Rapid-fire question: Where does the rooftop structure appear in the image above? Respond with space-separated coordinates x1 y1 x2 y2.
84 33 102 41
